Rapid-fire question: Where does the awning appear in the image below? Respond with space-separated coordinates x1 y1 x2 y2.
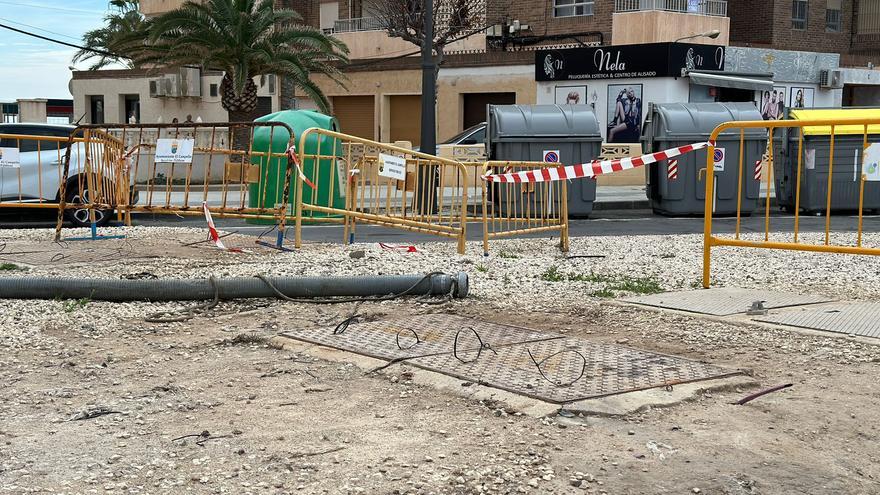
687 71 774 91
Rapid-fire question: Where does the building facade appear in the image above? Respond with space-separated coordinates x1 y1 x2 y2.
69 0 880 143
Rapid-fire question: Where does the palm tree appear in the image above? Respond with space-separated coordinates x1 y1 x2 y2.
146 0 348 126
73 0 151 70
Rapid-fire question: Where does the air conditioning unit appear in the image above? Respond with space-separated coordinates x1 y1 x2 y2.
179 67 202 97
163 74 181 97
819 69 843 89
149 78 166 98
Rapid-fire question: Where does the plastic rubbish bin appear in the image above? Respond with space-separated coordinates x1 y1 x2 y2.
776 108 880 214
642 102 766 216
486 104 602 217
248 110 346 222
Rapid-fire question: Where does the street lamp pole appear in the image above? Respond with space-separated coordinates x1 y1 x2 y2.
418 0 437 213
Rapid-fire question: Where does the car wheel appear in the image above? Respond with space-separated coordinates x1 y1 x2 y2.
64 181 112 228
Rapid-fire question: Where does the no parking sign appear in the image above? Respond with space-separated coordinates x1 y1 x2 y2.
543 150 560 163
712 147 726 172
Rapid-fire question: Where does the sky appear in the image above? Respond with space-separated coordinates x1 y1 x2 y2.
0 0 115 101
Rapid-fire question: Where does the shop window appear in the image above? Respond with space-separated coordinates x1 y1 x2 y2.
792 0 808 30
554 0 594 17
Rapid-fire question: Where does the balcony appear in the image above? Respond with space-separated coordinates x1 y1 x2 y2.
612 0 729 45
615 0 727 17
332 17 389 33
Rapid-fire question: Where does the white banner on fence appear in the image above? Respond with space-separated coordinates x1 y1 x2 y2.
0 147 21 168
378 153 407 181
155 138 195 163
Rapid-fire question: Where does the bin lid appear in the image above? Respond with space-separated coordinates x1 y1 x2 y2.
790 108 880 136
651 102 765 140
488 104 601 141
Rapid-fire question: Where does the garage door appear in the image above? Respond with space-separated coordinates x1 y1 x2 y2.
389 95 422 146
463 92 516 129
332 96 375 140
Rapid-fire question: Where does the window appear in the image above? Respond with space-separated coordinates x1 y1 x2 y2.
826 0 842 31
792 0 808 29
554 0 594 17
209 83 219 97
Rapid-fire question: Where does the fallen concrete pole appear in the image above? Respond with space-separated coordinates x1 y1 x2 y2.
0 272 469 302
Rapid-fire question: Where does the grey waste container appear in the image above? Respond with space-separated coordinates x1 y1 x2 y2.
642 102 766 216
486 104 602 217
776 108 880 214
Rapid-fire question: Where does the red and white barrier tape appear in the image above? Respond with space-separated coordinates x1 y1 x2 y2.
286 145 316 190
754 159 762 181
482 141 713 183
379 242 419 253
667 159 679 180
202 201 228 250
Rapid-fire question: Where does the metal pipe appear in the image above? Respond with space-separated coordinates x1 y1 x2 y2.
0 273 469 302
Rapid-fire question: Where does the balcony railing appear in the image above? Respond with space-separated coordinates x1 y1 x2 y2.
332 17 389 33
615 0 727 17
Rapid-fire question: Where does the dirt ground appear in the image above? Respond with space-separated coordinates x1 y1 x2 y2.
2 294 879 495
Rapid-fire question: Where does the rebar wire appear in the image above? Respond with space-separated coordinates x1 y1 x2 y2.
453 326 497 364
395 327 421 350
527 348 587 388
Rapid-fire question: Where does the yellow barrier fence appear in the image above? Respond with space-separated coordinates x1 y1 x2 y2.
0 131 111 215
480 161 570 255
703 116 880 287
294 128 470 254
51 122 297 242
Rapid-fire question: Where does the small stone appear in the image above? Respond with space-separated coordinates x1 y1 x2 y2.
627 430 635 435
349 250 366 259
693 488 701 494
527 478 539 488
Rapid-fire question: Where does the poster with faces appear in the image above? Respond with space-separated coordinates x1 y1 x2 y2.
555 85 587 105
789 87 815 109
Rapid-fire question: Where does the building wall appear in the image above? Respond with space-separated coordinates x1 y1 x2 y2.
70 71 280 125
487 0 614 45
612 11 730 45
729 0 774 46
309 64 535 142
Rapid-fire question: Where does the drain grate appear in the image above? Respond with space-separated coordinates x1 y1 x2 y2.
756 302 880 339
282 313 563 362
282 315 741 404
407 338 740 404
623 288 833 316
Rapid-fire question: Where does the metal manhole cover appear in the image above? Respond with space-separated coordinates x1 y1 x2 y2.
281 314 563 362
756 302 880 339
407 338 740 404
623 288 833 316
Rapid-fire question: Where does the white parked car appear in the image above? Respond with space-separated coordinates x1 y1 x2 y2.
0 123 135 227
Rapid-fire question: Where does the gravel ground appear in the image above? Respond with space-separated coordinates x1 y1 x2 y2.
1 226 879 494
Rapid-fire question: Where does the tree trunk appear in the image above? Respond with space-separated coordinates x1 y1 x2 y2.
221 74 260 158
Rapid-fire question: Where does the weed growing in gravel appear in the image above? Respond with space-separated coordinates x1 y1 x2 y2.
62 298 91 313
540 266 565 282
0 263 24 271
540 267 664 297
476 264 488 273
498 251 520 259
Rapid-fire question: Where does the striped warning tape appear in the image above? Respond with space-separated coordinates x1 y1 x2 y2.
667 159 679 180
754 159 762 181
286 145 316 190
482 141 714 183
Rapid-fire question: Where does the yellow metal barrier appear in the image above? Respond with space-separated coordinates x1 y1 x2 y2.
703 116 880 287
0 132 94 211
479 161 570 255
51 122 297 240
295 128 470 254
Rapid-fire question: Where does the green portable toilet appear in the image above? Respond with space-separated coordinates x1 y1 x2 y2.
248 110 346 222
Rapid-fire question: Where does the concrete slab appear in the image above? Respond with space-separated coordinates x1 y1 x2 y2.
623 288 833 316
563 375 760 417
756 302 880 339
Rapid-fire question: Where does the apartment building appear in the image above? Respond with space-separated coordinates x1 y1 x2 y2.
69 0 880 143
